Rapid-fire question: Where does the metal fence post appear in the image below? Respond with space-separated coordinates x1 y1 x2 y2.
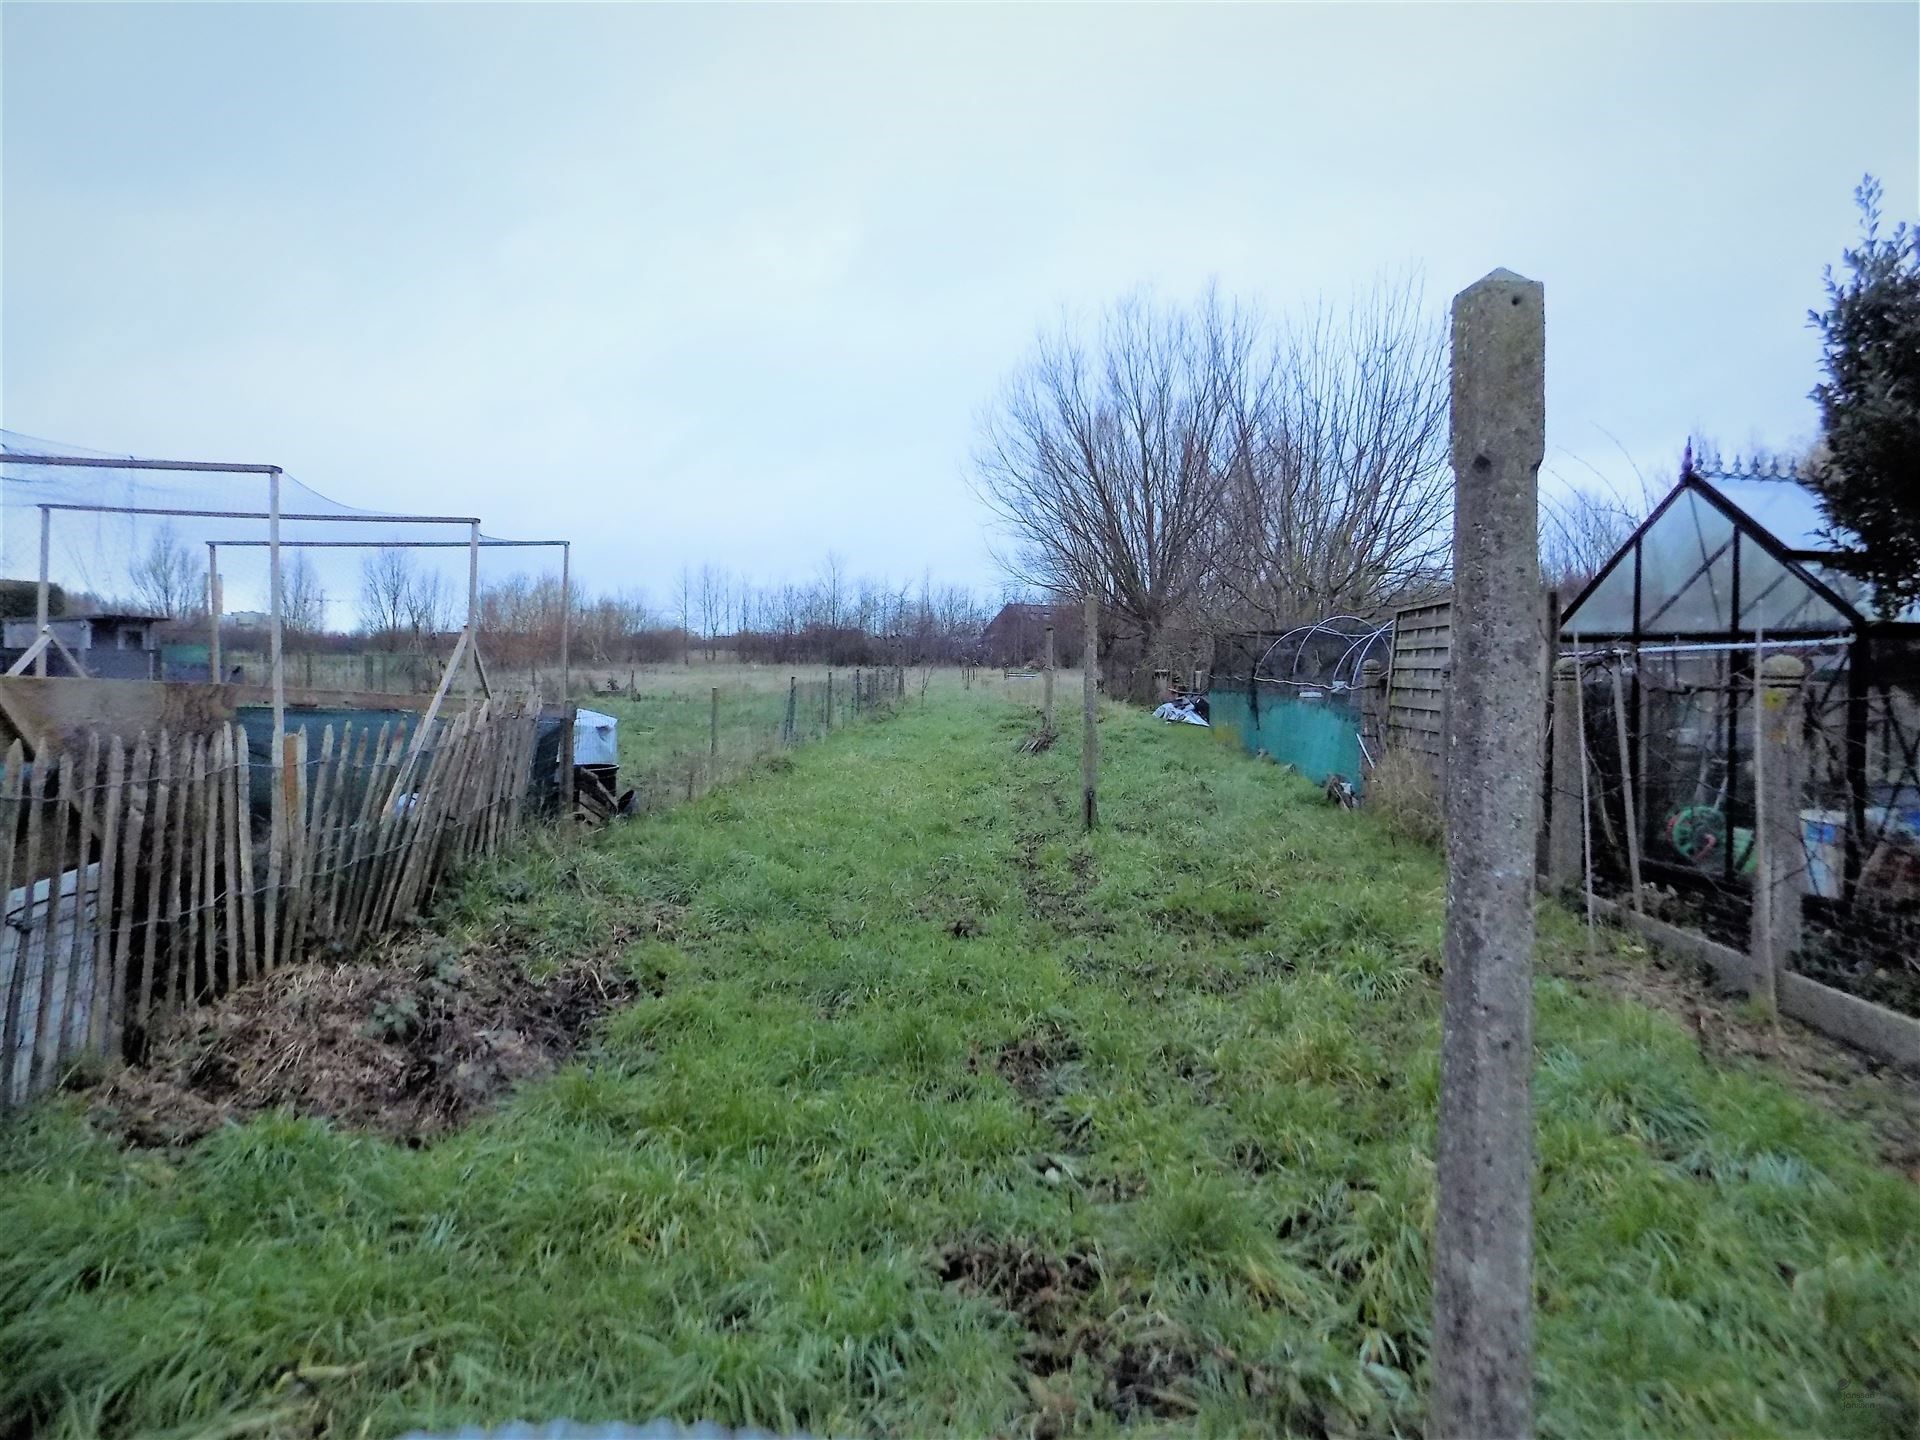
710 686 719 762
1548 658 1583 895
1432 267 1546 1440
785 676 797 746
1044 623 1056 731
1081 590 1099 831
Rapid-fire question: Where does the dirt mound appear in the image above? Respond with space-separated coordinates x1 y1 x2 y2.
936 1241 1271 1430
995 1023 1080 1102
92 938 642 1147
938 1240 1104 1390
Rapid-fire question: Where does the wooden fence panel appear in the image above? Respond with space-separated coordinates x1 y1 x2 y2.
0 702 544 1110
1387 598 1453 778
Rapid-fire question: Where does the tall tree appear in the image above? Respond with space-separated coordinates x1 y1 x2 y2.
1808 175 1920 617
129 523 202 618
359 551 413 648
284 552 328 637
672 565 693 666
974 291 1246 697
1217 276 1452 624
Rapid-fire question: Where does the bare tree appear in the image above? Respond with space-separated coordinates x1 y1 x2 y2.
974 291 1248 697
129 523 203 618
360 551 413 648
1218 275 1453 624
697 563 727 661
1539 485 1641 595
402 569 454 644
672 565 693 666
283 552 328 638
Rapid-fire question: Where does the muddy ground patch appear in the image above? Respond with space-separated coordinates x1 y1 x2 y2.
91 936 646 1147
935 1240 1286 1432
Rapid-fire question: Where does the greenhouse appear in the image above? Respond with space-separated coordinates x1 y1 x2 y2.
1558 458 1920 1012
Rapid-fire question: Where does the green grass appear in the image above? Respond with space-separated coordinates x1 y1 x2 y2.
3 691 1917 1437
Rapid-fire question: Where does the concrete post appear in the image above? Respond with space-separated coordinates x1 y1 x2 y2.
1547 659 1583 896
1043 623 1056 732
1752 654 1808 1013
1081 590 1099 831
1431 267 1546 1440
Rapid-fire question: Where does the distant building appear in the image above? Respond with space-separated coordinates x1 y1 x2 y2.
981 601 1087 667
0 612 165 679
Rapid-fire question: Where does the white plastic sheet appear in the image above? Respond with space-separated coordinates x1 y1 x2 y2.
573 708 620 766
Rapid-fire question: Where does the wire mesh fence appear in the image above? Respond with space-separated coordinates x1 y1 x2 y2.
590 667 908 815
1558 640 1920 1023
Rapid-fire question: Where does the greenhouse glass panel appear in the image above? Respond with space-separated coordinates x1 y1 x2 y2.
1738 539 1852 634
1638 490 1735 633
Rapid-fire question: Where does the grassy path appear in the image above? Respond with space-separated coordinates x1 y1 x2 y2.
2 692 1917 1437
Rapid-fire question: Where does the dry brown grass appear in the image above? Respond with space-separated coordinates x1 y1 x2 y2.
1366 747 1442 847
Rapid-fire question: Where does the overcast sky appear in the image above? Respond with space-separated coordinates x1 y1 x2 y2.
4 2 1915 609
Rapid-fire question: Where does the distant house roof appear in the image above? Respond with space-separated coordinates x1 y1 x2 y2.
72 611 166 626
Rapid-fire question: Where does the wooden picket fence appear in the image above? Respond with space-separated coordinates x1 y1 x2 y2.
0 700 540 1107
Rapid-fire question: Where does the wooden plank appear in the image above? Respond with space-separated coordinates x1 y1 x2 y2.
214 726 239 992
346 722 404 945
210 728 234 994
60 733 101 1064
385 705 472 925
27 740 62 1093
427 703 489 901
166 734 197 1010
196 732 218 1002
263 725 286 975
298 724 336 950
326 723 362 939
9 751 48 1101
392 713 458 918
491 709 530 854
109 737 151 1053
140 730 177 1026
298 724 338 954
316 725 364 946
231 727 257 985
90 736 126 1053
449 704 491 866
503 708 532 837
362 721 413 941
287 727 322 966
340 722 394 947
0 741 26 1104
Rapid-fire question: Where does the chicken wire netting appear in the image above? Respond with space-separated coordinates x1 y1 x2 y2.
1 430 573 694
